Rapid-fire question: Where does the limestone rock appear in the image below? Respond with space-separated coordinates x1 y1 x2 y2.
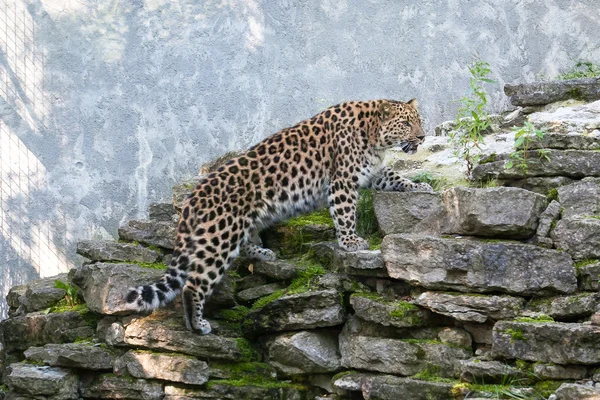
506 176 575 195
118 219 177 249
6 364 78 399
525 132 600 150
492 321 600 364
123 314 245 361
24 343 116 370
236 283 285 303
253 261 301 281
536 200 562 238
504 78 600 106
552 217 600 260
243 289 345 335
441 187 547 239
349 294 428 328
148 202 177 222
172 181 195 212
235 274 268 291
382 234 577 296
472 149 600 181
553 383 600 400
163 383 309 400
71 262 164 315
463 323 494 345
77 240 161 263
80 374 164 400
533 363 588 380
115 350 209 385
529 99 600 133
373 192 443 235
438 327 473 349
17 274 68 313
204 274 237 311
459 359 523 383
264 330 341 375
1 311 94 352
414 292 524 323
558 178 600 218
334 373 455 400
6 285 27 310
528 293 600 319
312 242 388 278
578 261 600 291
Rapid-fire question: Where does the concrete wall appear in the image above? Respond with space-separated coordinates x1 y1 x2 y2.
1 0 599 317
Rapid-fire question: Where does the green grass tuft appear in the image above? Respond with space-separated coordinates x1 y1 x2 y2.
557 61 600 80
514 315 554 323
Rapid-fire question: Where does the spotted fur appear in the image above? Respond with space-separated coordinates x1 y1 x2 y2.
125 99 432 334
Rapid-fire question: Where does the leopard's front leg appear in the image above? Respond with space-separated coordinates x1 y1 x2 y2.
328 178 368 252
370 168 434 193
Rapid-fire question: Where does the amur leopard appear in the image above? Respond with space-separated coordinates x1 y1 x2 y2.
125 99 433 334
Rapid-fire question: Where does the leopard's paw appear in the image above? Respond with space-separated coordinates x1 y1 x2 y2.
414 182 434 193
339 235 369 252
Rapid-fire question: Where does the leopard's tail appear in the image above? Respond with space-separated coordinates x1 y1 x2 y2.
123 257 187 311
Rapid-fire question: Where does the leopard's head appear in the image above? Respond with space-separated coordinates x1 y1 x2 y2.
376 99 425 154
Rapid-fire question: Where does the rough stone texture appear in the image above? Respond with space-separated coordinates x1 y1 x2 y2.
528 293 600 319
163 383 308 400
525 132 600 150
312 243 388 278
77 240 161 263
123 314 244 361
536 200 562 238
253 261 301 281
349 294 428 328
6 286 27 310
492 321 600 364
441 187 547 239
382 234 577 296
204 274 237 311
558 178 600 218
6 364 79 399
505 78 600 106
243 289 345 335
339 319 471 377
373 192 443 235
414 292 524 323
261 223 336 254
148 202 177 222
115 350 209 385
264 330 341 376
472 149 600 181
552 217 600 260
463 323 494 345
529 99 600 133
118 220 177 250
553 383 600 400
17 274 68 313
80 374 164 400
24 343 116 370
71 262 164 314
438 327 473 349
533 363 588 380
578 261 600 291
459 359 524 383
0 311 94 352
506 176 575 195
334 373 455 400
236 283 285 303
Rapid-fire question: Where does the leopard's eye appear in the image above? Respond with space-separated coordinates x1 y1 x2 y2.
403 121 411 127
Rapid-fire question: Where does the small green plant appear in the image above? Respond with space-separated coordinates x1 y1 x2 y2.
449 59 496 180
558 60 600 80
506 122 550 175
54 279 82 308
410 171 448 192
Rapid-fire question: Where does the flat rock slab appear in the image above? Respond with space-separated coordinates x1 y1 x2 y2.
123 315 244 361
264 330 341 376
312 242 388 277
473 149 600 181
243 289 345 335
578 261 600 291
77 240 161 263
414 292 524 323
253 260 301 281
528 99 600 134
373 191 443 236
350 294 428 328
558 178 600 218
1 311 94 352
115 350 209 385
17 273 68 313
164 383 308 400
525 132 600 150
118 219 177 249
441 187 547 239
533 363 588 380
71 262 164 315
506 176 575 195
80 374 164 400
333 373 455 400
459 359 523 383
382 234 577 296
492 321 600 364
148 202 177 222
552 217 600 260
504 78 600 106
528 293 600 319
24 342 116 370
554 383 600 400
6 364 79 399
236 283 285 303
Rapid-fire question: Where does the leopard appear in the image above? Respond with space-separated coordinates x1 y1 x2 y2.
125 98 433 334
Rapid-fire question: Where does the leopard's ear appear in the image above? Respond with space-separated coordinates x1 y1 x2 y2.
378 100 394 120
407 98 418 109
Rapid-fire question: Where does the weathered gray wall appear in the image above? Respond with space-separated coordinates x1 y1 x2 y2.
1 0 599 316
